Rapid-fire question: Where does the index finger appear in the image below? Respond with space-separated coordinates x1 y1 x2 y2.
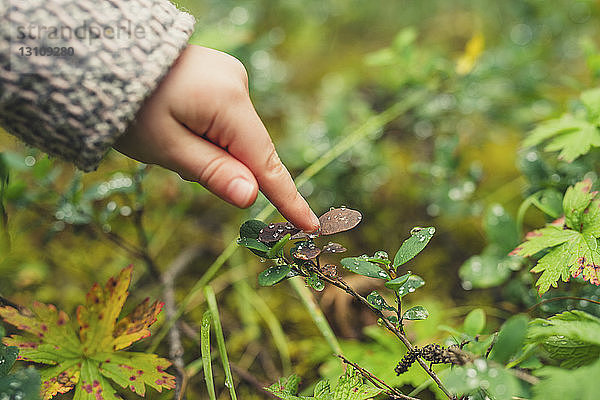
220 101 320 232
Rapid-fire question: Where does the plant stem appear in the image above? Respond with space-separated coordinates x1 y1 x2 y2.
336 354 419 400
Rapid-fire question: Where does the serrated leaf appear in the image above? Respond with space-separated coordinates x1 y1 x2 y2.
396 275 425 298
489 314 528 364
533 357 600 400
384 273 411 291
366 291 395 311
402 306 429 320
340 257 390 279
0 267 175 399
94 352 175 395
112 298 163 351
258 265 292 287
239 220 266 239
512 181 600 294
523 114 600 162
563 178 596 230
463 308 485 337
393 227 435 268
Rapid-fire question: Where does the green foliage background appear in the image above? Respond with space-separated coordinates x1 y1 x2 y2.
1 0 600 398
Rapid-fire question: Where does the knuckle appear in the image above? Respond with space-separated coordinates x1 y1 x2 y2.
264 147 286 176
188 155 229 186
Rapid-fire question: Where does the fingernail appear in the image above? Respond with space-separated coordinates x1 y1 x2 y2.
227 178 255 207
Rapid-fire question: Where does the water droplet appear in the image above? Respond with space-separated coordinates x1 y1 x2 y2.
259 258 266 263
268 223 275 228
374 251 388 259
428 227 435 235
466 368 477 378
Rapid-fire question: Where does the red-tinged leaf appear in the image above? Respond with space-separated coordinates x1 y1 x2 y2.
77 266 133 353
94 351 175 395
563 178 597 230
322 242 346 254
112 298 163 351
0 302 81 363
73 359 119 400
40 362 80 400
258 222 300 243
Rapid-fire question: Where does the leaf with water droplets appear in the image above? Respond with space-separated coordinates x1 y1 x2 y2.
258 265 292 286
0 341 18 376
366 291 394 311
319 208 362 235
340 257 390 280
292 241 321 260
395 275 425 297
258 222 300 243
306 273 325 291
237 237 271 258
402 306 429 320
393 227 435 268
239 220 267 239
321 242 346 254
384 273 411 291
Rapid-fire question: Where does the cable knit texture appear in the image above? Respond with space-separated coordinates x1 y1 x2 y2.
0 0 195 170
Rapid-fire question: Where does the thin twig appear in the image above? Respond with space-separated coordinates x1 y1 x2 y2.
306 265 455 400
336 354 419 400
229 362 278 399
162 246 204 400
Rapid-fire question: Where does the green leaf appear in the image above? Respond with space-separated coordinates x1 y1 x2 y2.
463 308 486 337
393 227 435 268
528 310 600 368
512 180 600 294
533 357 600 400
0 367 40 400
444 359 521 400
0 342 18 376
366 291 394 311
532 189 564 219
581 87 600 121
239 220 266 239
395 275 425 298
459 246 520 289
402 306 428 320
564 178 596 230
340 257 389 279
489 314 528 364
266 234 291 258
200 311 216 400
384 273 411 290
523 113 600 162
258 265 292 287
266 368 381 400
306 273 325 291
237 237 270 254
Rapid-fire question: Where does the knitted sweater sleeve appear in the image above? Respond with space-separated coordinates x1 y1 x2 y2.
0 0 195 171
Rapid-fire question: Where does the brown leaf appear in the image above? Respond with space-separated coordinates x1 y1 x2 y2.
319 208 362 235
292 242 322 260
258 222 300 243
112 298 164 351
322 242 347 253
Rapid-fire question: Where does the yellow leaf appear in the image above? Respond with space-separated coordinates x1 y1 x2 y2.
456 33 485 75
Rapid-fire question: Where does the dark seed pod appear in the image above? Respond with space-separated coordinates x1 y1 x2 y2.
420 344 471 366
319 208 362 235
258 222 300 243
320 264 338 278
395 347 421 375
292 241 322 260
322 242 346 254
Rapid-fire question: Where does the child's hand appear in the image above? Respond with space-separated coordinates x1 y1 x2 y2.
115 45 319 232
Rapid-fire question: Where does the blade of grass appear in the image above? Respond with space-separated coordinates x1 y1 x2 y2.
201 310 217 400
205 285 238 400
236 280 292 375
289 277 343 355
149 90 428 351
